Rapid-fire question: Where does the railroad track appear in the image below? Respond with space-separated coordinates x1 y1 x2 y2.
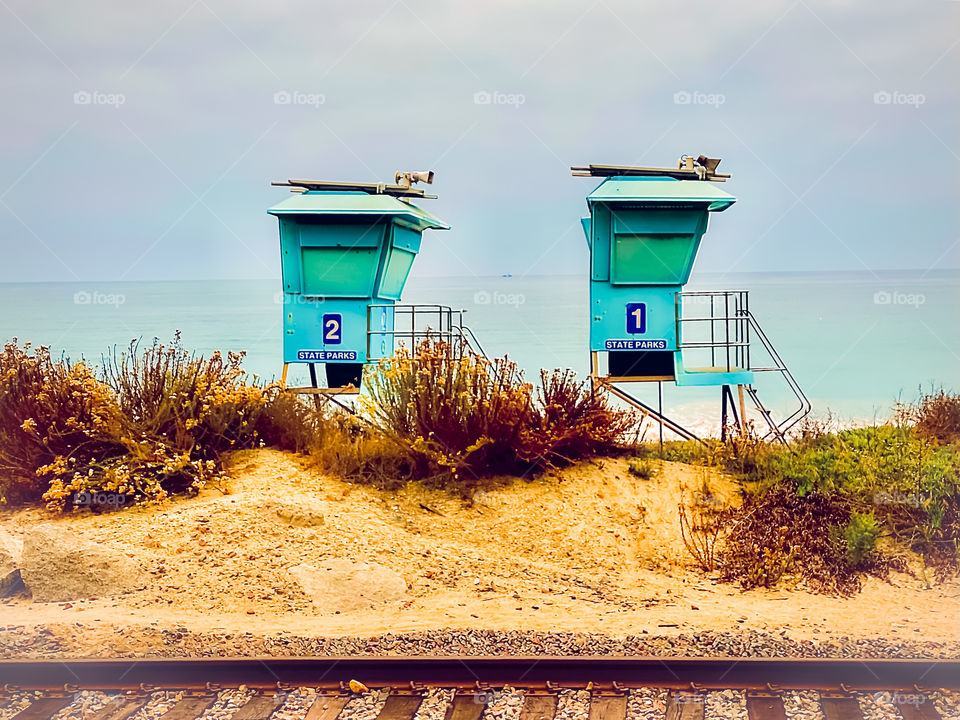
0 658 957 720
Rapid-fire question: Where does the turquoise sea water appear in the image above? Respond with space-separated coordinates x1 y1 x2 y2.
1 270 957 435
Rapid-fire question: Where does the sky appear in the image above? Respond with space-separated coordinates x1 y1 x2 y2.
0 0 957 282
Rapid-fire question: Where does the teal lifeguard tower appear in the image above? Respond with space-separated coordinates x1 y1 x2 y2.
572 156 810 441
269 172 478 395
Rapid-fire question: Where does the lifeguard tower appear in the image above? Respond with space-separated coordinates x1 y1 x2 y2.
269 172 483 397
572 156 810 442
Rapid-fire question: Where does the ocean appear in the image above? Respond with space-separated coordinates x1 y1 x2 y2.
2 270 957 437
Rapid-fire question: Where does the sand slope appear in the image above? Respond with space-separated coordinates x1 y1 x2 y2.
0 448 956 655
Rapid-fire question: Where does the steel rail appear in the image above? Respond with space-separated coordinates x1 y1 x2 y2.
0 657 957 691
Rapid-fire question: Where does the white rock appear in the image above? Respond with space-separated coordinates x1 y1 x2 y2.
0 526 23 596
19 524 141 602
291 559 406 614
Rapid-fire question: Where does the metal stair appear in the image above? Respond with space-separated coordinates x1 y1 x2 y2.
742 309 812 443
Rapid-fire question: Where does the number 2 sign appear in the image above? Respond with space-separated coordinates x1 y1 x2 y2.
322 313 342 344
626 302 646 334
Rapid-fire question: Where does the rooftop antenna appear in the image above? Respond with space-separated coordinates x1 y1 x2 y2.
571 155 729 182
271 171 438 199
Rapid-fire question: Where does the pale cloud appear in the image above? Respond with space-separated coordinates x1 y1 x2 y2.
0 0 956 280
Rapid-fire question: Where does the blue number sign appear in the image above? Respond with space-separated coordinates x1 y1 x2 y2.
626 302 646 334
322 313 342 344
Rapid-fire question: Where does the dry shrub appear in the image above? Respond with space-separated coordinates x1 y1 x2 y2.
310 416 420 491
719 483 902 595
363 339 535 482
0 341 126 504
362 338 639 489
1 336 271 510
2 334 640 508
104 333 268 461
910 390 960 445
535 369 640 462
254 390 322 454
678 475 730 572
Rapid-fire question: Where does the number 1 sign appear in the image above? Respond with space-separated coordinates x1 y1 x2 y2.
626 302 646 334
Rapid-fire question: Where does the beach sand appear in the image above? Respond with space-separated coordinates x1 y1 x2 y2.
0 448 957 657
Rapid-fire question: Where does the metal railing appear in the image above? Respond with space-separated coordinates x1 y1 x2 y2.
366 304 487 361
676 289 811 442
676 290 752 372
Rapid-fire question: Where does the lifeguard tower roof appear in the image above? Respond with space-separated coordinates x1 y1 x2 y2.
267 192 449 232
586 177 736 213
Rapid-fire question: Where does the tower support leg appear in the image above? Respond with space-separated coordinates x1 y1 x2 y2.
721 384 743 441
658 381 663 456
737 384 747 433
721 384 729 442
307 364 322 409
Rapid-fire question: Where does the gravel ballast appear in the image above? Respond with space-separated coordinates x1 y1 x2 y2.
2 625 957 660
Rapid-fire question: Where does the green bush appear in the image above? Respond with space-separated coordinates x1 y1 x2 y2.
676 392 960 588
844 511 880 567
628 458 656 479
659 440 710 465
719 484 898 595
